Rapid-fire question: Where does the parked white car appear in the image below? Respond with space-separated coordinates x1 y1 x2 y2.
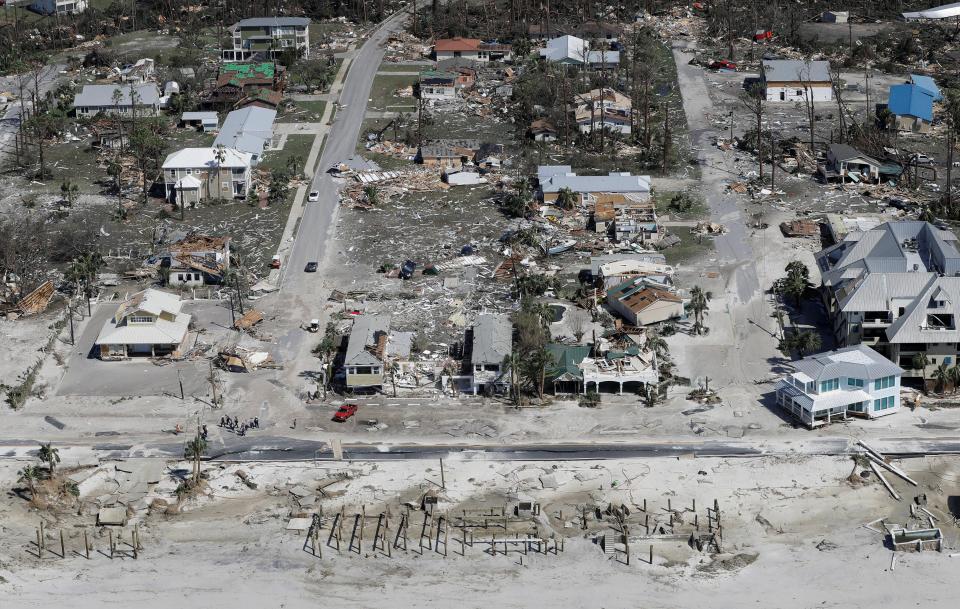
308 191 320 202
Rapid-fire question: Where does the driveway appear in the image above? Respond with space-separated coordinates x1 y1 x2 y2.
56 300 234 397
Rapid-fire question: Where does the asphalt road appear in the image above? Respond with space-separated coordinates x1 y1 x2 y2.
282 10 412 291
16 435 958 463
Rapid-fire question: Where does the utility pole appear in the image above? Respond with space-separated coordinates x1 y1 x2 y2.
234 276 244 314
228 294 236 326
209 361 219 406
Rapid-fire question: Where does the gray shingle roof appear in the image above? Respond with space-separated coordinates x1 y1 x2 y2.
829 143 881 166
762 59 831 83
472 314 512 365
791 344 902 382
345 315 390 366
73 84 161 108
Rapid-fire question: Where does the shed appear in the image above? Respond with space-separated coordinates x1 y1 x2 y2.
181 111 220 132
821 11 849 23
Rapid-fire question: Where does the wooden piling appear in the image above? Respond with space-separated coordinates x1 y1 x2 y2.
36 529 42 560
108 530 114 559
59 530 65 559
83 530 90 559
649 545 653 565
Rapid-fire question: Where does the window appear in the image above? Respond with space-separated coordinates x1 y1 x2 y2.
873 375 896 390
129 315 153 324
873 396 896 411
820 378 839 392
355 366 372 375
847 378 865 388
177 274 185 281
946 357 953 366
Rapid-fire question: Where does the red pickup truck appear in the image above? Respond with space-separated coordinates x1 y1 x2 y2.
332 404 358 422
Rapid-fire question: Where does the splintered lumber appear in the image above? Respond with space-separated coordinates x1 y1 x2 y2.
14 280 55 315
857 440 918 486
234 309 264 330
869 461 901 501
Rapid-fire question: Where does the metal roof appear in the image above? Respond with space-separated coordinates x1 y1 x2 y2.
236 17 311 27
904 2 960 20
213 107 276 155
181 111 219 124
471 314 512 365
888 84 934 122
73 83 161 108
344 315 391 366
96 289 190 346
910 74 942 101
791 344 903 383
541 171 650 194
162 147 253 169
761 59 831 83
886 277 960 343
589 253 666 274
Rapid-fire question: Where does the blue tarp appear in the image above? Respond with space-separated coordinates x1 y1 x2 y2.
888 84 934 122
909 74 942 102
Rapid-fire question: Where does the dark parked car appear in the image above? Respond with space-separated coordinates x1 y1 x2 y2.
304 261 319 272
400 259 416 279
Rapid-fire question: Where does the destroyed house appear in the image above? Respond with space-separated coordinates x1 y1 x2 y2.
606 279 682 327
162 235 231 286
72 83 161 117
223 17 311 62
432 37 512 62
820 144 882 184
468 314 512 395
761 60 832 103
816 221 960 385
580 344 658 395
592 193 661 244
213 106 277 162
416 139 481 168
572 20 621 41
573 89 633 135
538 166 651 204
95 289 191 360
433 61 478 88
528 119 557 142
775 344 903 427
419 70 458 100
344 315 391 389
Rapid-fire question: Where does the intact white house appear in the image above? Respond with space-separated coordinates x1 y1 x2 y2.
162 147 253 205
775 344 903 427
761 59 833 103
95 289 191 360
72 84 161 117
31 0 86 14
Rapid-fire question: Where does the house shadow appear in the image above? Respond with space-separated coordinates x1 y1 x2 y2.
758 389 803 428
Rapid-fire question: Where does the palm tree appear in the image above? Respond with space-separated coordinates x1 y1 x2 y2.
646 331 669 358
686 286 711 335
912 353 930 390
933 362 950 394
213 144 228 200
60 179 79 206
389 361 400 397
502 352 522 406
948 364 960 395
555 187 576 210
184 431 207 483
17 465 42 497
521 347 554 399
796 330 822 356
38 443 60 476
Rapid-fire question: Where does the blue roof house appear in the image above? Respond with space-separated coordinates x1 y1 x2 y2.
909 74 942 102
887 83 934 133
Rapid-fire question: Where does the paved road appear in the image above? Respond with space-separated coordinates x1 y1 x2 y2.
283 11 411 289
0 64 63 166
6 436 960 463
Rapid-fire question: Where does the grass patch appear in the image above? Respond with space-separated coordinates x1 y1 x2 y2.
261 134 315 172
368 74 419 112
654 190 708 220
278 100 327 123
661 229 715 265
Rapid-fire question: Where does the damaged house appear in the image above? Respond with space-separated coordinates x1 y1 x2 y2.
161 235 231 287
432 37 513 62
606 279 683 327
545 340 657 395
775 344 903 427
467 314 512 395
573 88 633 135
95 289 191 360
816 221 960 387
205 62 285 109
419 70 458 100
819 144 882 184
343 315 411 391
539 35 619 68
